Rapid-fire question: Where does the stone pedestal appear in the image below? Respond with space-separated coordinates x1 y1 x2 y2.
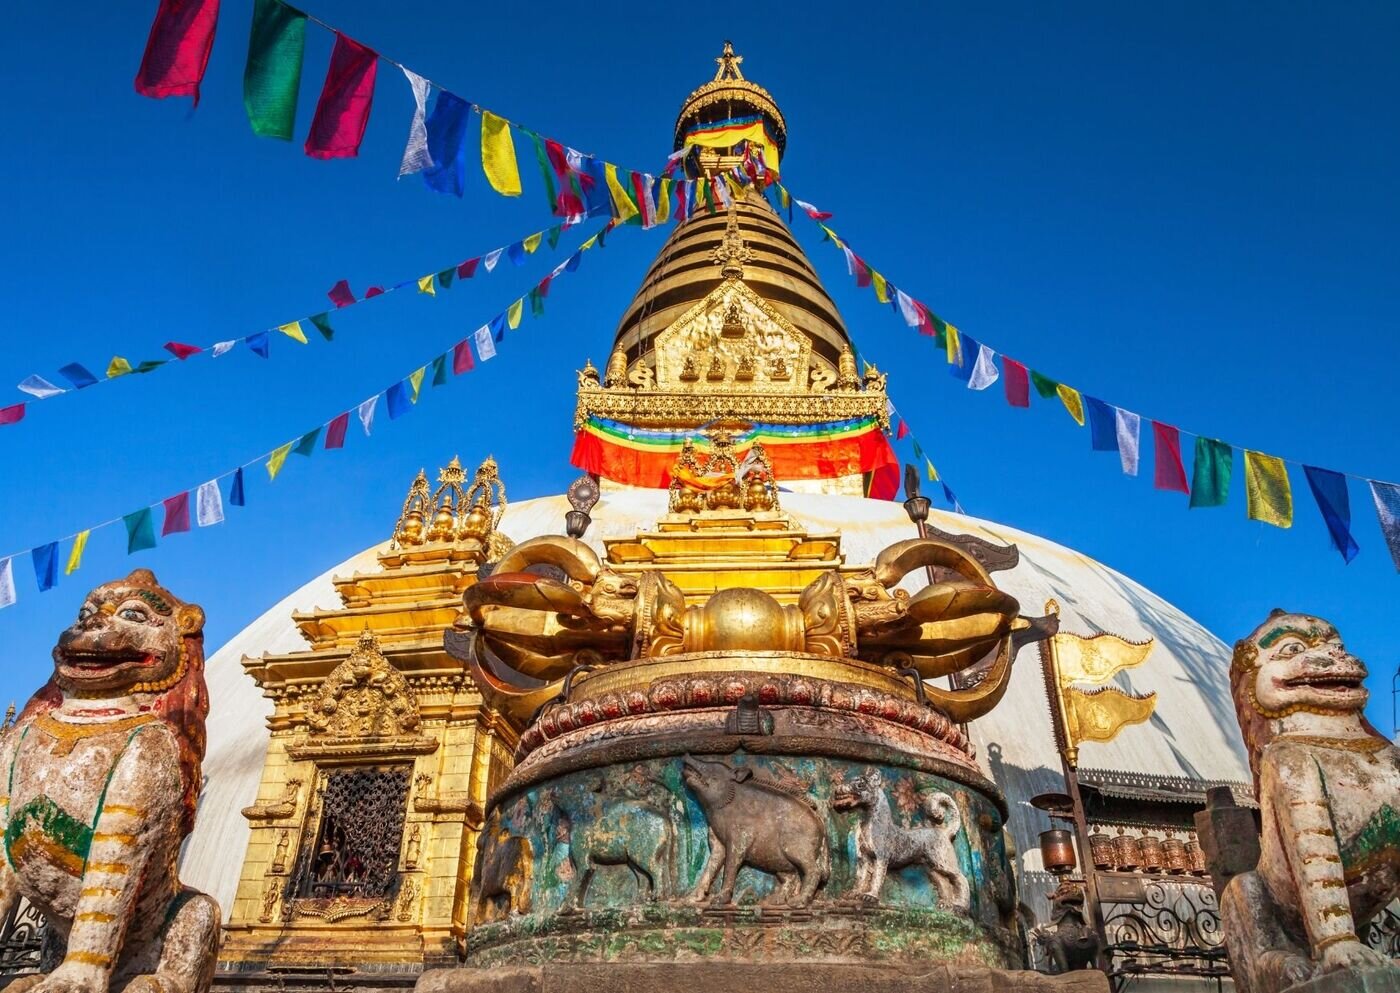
1284 968 1400 993
417 962 1110 993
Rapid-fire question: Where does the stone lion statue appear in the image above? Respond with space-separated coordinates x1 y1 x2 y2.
0 570 220 993
1221 610 1400 992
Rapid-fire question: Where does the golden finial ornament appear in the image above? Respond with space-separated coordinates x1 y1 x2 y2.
837 347 860 390
604 348 628 388
715 40 745 82
392 470 432 547
577 359 600 389
711 204 753 279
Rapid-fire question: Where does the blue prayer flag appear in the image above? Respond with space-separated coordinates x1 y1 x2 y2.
950 334 977 382
422 91 472 197
490 313 507 342
1369 480 1400 572
1085 397 1119 452
508 240 526 266
580 156 612 217
58 363 99 389
229 467 246 507
31 542 58 592
123 508 157 554
1303 466 1358 564
247 332 270 358
565 251 582 273
386 380 412 419
942 482 964 514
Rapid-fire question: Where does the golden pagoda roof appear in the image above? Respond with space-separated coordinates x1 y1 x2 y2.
673 41 787 154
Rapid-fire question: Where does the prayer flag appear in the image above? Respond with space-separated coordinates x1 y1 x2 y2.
196 480 224 526
895 289 921 328
943 483 964 514
944 325 962 366
1002 358 1030 408
529 288 544 319
1085 397 1117 451
305 34 378 160
386 380 411 419
135 0 220 102
328 279 355 308
926 459 939 482
1030 370 1059 399
364 286 384 298
453 339 474 374
357 395 378 435
480 111 522 196
19 375 63 399
530 133 559 214
0 558 14 609
246 332 270 358
1190 437 1233 508
58 364 99 389
604 163 639 221
277 320 307 343
483 248 504 272
871 271 891 304
397 68 433 176
162 492 191 535
408 367 426 402
507 241 526 266
292 427 320 455
417 275 435 296
547 225 562 249
124 508 157 553
164 341 201 359
423 90 472 196
325 411 350 449
457 258 479 279
243 0 305 139
950 333 976 381
794 198 832 220
1303 466 1357 563
266 442 294 479
1369 481 1400 571
489 313 507 341
107 357 133 378
430 353 448 387
853 255 872 289
507 299 523 330
1152 421 1190 494
31 543 58 592
309 314 333 341
968 344 999 391
135 360 168 374
1056 385 1086 426
65 531 90 575
655 178 672 223
523 231 543 254
474 326 496 361
896 419 910 440
1244 451 1293 528
0 403 23 426
1115 409 1141 476
229 467 246 506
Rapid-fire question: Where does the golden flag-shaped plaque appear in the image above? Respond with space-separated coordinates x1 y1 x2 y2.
1063 685 1157 753
1053 629 1154 687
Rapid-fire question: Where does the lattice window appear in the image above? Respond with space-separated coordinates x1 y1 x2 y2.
294 766 410 901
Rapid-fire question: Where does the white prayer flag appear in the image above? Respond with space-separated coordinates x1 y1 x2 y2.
196 480 224 527
483 248 504 272
0 557 15 609
211 340 237 357
842 247 859 277
1116 408 1141 477
474 326 497 361
357 395 379 436
397 69 434 177
968 345 1000 391
18 375 63 399
895 290 922 328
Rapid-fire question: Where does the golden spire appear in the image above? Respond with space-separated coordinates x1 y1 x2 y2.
711 203 753 280
714 40 744 81
391 470 432 547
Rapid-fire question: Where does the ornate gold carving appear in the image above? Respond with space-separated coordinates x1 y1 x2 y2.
712 205 753 279
259 879 281 923
674 42 786 151
837 347 860 390
272 830 290 873
397 877 419 922
306 630 420 738
242 779 302 822
667 430 779 515
33 712 157 758
404 823 421 869
604 348 628 388
391 470 432 547
577 359 600 389
289 896 390 923
573 385 888 431
412 772 485 827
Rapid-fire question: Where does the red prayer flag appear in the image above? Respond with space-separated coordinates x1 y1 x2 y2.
364 286 385 298
304 34 379 160
457 258 480 280
452 339 475 375
327 279 356 308
324 411 350 450
1152 421 1191 494
853 256 872 289
896 419 910 440
161 492 191 535
164 341 202 360
134 0 221 102
1002 358 1030 408
0 403 24 426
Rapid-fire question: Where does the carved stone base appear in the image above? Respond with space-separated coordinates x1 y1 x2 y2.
417 962 1109 993
1284 968 1400 993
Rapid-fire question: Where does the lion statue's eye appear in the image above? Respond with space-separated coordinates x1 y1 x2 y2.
1279 642 1304 656
118 607 147 622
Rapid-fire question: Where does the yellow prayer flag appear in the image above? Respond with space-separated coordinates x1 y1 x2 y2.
480 110 522 196
1056 384 1086 426
871 271 890 304
1053 630 1153 686
65 530 90 576
723 172 745 201
107 356 132 378
266 442 294 481
522 232 542 255
579 235 598 251
819 225 844 249
277 320 308 343
1244 450 1293 528
507 299 524 330
655 179 671 223
945 325 962 366
925 459 939 482
409 367 426 402
604 163 639 221
1063 686 1157 752
417 275 436 296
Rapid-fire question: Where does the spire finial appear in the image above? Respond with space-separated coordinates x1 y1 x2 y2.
711 202 752 279
714 41 745 82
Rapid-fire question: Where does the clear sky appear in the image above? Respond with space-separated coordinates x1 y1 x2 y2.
1 3 1397 731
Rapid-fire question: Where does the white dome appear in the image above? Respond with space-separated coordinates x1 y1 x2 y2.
181 490 1250 917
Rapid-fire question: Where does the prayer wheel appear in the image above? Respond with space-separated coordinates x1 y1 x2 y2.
1162 836 1190 874
1088 831 1115 870
1137 834 1165 873
1112 829 1143 871
1039 829 1078 876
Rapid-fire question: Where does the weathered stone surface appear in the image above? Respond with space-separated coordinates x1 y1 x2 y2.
1195 784 1260 901
416 962 1109 993
1283 967 1400 993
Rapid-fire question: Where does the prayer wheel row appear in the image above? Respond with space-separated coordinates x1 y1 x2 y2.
1087 827 1207 875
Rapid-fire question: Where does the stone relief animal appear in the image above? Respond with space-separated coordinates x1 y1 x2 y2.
472 826 533 924
1028 883 1100 974
681 756 829 908
1220 611 1400 992
561 783 674 911
831 769 969 913
0 570 220 993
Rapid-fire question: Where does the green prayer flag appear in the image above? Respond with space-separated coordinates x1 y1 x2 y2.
547 225 562 250
134 360 168 374
292 427 320 456
430 354 448 387
530 133 559 214
530 287 545 319
243 0 307 140
912 441 925 461
1030 370 1060 399
309 313 334 341
124 508 157 554
1189 437 1233 509
437 268 455 289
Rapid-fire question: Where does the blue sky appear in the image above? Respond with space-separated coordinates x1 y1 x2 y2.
1 3 1397 730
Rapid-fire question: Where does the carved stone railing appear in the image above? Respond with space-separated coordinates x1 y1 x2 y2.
0 897 45 976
